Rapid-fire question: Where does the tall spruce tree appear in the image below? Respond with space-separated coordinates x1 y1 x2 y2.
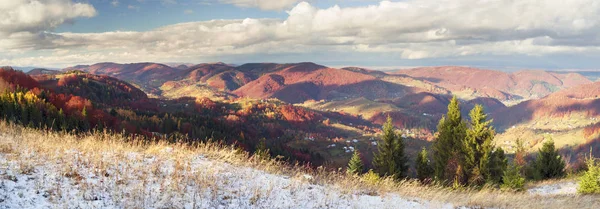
416 147 434 181
533 139 566 180
347 150 365 175
433 96 467 183
465 104 497 185
373 116 408 179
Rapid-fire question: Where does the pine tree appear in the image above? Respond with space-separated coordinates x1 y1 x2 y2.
373 116 408 179
416 147 434 182
464 104 496 185
501 162 525 191
578 153 600 194
58 108 67 131
110 108 118 117
80 107 90 131
254 137 270 161
533 139 566 180
487 147 507 184
433 96 467 183
347 150 365 175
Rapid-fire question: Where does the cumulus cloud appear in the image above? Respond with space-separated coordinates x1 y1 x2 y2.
0 0 96 35
219 0 300 11
3 0 600 67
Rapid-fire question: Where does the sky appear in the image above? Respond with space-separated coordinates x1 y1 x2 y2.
2 0 600 70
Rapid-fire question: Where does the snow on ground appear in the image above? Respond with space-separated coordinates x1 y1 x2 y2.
527 181 578 196
0 143 453 208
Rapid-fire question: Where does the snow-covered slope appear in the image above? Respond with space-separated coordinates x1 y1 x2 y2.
527 181 578 196
0 133 448 209
1 124 598 209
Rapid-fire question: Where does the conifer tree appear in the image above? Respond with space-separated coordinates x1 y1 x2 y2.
433 96 467 183
578 152 600 194
501 162 525 191
533 139 566 180
416 147 434 181
465 105 500 185
373 116 408 179
80 107 90 131
254 137 270 161
347 150 365 175
487 147 507 184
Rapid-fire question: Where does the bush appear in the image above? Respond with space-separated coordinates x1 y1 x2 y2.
578 157 600 194
361 169 381 185
501 163 525 191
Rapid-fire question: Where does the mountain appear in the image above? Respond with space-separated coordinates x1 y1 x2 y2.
64 62 186 95
396 66 592 101
36 71 148 103
0 66 389 167
493 82 600 129
492 82 600 153
26 68 61 75
233 63 427 103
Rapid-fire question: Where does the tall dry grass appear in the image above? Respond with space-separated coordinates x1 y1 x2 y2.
0 121 598 208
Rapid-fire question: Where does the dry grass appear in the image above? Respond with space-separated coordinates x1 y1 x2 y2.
0 121 599 208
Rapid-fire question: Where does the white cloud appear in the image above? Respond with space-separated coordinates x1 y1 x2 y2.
219 0 301 11
184 9 194 14
3 0 600 67
111 0 119 7
0 0 96 35
127 5 140 10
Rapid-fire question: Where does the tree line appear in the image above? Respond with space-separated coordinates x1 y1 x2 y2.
347 97 567 190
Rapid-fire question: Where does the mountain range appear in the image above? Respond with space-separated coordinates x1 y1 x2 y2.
7 62 600 166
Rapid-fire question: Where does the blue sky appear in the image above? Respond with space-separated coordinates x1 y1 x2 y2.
2 0 600 70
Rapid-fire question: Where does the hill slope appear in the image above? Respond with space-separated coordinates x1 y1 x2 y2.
1 122 596 209
493 82 600 153
397 66 591 101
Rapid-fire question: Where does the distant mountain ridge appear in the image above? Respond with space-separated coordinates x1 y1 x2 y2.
396 66 591 101
61 62 591 104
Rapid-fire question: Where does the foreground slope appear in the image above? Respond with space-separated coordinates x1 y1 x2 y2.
0 123 441 208
1 123 598 209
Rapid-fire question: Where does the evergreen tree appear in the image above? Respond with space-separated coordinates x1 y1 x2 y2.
533 139 566 180
501 162 525 191
578 153 600 194
109 108 118 117
347 150 365 175
416 147 434 182
58 108 67 131
464 104 496 185
487 147 508 184
254 137 270 161
80 107 90 131
433 96 467 183
373 116 408 179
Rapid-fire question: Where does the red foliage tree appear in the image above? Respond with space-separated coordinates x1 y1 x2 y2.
0 67 40 89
